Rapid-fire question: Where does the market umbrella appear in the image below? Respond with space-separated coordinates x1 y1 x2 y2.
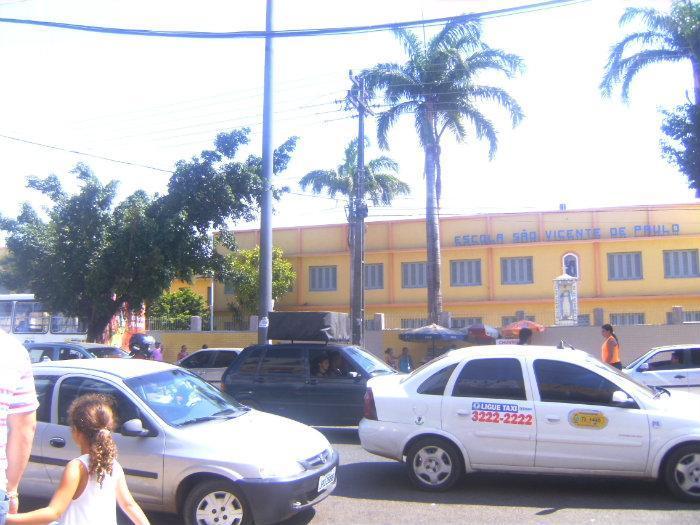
462 323 500 342
502 319 546 339
399 323 465 356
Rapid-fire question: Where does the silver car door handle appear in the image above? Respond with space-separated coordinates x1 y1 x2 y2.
545 415 560 423
674 375 686 379
457 409 470 416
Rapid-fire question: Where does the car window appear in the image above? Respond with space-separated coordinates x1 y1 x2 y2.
308 348 359 379
59 347 87 360
181 352 211 369
212 351 238 368
90 347 126 358
688 349 700 367
57 376 141 430
233 348 263 376
417 364 458 396
452 358 526 400
258 347 305 376
643 349 688 371
34 376 57 423
534 359 622 406
28 346 54 363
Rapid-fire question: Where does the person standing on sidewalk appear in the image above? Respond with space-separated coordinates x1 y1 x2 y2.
0 329 38 524
398 347 414 373
601 324 622 369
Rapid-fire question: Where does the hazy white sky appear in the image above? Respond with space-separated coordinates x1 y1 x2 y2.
0 0 694 231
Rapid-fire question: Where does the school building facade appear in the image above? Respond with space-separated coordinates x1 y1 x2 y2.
181 203 700 331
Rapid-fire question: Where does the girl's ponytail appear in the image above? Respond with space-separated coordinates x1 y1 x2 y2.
68 394 118 487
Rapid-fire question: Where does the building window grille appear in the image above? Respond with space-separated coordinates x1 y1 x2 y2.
501 257 533 285
610 313 645 326
309 266 337 292
577 314 590 326
663 249 700 279
607 252 643 281
684 311 700 323
450 259 482 287
450 317 483 329
402 262 427 288
364 264 384 290
401 318 428 329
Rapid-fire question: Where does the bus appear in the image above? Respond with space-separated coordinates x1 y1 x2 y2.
0 294 88 344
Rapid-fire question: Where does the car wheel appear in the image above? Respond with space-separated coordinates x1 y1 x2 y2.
406 437 462 491
664 444 700 502
183 479 251 525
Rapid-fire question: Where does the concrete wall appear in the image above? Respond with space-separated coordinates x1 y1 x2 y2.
363 324 700 367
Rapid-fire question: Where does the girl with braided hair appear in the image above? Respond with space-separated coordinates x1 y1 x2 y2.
7 394 149 525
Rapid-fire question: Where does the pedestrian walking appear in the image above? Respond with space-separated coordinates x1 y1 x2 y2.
150 342 163 362
176 345 189 361
398 347 414 373
601 323 622 369
518 328 533 345
384 348 398 369
0 329 38 525
7 394 149 525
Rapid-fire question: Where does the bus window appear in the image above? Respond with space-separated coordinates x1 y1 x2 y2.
13 301 49 334
51 316 88 335
0 301 12 332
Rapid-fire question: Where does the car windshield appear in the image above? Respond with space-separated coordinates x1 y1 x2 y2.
90 346 129 358
345 346 395 375
583 355 656 398
624 350 653 370
400 352 451 383
125 369 248 427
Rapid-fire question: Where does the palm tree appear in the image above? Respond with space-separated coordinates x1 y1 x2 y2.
299 137 409 206
601 2 700 103
359 20 523 324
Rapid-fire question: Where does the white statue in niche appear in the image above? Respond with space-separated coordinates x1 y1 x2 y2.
560 289 574 320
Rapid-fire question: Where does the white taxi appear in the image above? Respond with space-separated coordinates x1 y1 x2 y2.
359 345 700 502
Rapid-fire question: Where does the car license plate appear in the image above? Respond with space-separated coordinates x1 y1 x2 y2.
317 467 336 492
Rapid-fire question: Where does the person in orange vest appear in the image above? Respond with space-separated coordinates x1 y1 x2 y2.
601 323 622 369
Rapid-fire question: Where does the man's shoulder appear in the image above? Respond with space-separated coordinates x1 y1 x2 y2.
0 329 31 368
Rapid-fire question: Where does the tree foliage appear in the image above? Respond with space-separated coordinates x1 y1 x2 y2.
148 287 210 329
299 137 409 206
224 246 296 317
359 19 523 323
662 103 700 196
0 128 298 340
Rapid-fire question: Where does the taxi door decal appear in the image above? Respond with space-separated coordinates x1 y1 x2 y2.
568 410 608 429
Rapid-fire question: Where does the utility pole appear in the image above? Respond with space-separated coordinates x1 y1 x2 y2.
258 0 274 343
348 72 371 346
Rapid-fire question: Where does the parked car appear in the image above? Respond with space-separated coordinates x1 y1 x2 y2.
222 343 396 426
360 345 700 502
23 359 338 525
177 348 241 386
25 341 129 363
623 344 700 393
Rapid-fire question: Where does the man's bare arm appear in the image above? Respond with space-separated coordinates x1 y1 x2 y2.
6 411 37 511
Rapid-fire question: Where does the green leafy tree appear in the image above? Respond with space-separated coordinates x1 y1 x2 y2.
359 20 523 323
148 288 210 329
224 246 296 318
0 128 298 340
601 1 700 196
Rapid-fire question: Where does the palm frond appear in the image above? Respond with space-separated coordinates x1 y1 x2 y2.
392 28 424 61
620 7 676 34
429 19 482 57
470 85 525 127
617 49 686 101
360 63 421 104
376 101 419 149
366 156 399 174
461 108 498 159
298 169 350 199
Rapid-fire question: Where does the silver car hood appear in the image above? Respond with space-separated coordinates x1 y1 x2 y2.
169 409 330 464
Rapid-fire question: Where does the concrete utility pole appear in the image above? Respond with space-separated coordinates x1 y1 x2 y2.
258 0 274 343
348 73 371 346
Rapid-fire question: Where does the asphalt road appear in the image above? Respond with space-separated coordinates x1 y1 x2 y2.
23 427 700 524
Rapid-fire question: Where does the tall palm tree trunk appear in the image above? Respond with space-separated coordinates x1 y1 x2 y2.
424 142 443 325
692 57 700 104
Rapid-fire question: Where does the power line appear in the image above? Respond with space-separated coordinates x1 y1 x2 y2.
0 1 590 39
0 133 174 173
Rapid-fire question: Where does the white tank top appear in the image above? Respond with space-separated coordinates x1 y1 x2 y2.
58 454 121 525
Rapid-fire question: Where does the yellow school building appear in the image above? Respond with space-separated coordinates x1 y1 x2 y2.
180 203 700 330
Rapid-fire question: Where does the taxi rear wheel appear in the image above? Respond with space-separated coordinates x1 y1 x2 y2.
183 479 252 525
664 444 700 502
406 437 462 491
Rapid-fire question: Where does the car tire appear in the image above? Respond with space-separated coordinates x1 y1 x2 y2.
406 437 462 492
664 444 700 502
183 479 252 525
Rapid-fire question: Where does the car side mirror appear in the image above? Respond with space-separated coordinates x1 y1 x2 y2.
121 418 151 437
637 362 650 372
611 390 637 409
348 371 361 381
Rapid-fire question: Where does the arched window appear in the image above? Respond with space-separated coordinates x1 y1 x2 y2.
563 253 579 278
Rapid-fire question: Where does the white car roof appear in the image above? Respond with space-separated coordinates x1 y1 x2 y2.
443 344 591 362
650 344 700 351
33 358 175 379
